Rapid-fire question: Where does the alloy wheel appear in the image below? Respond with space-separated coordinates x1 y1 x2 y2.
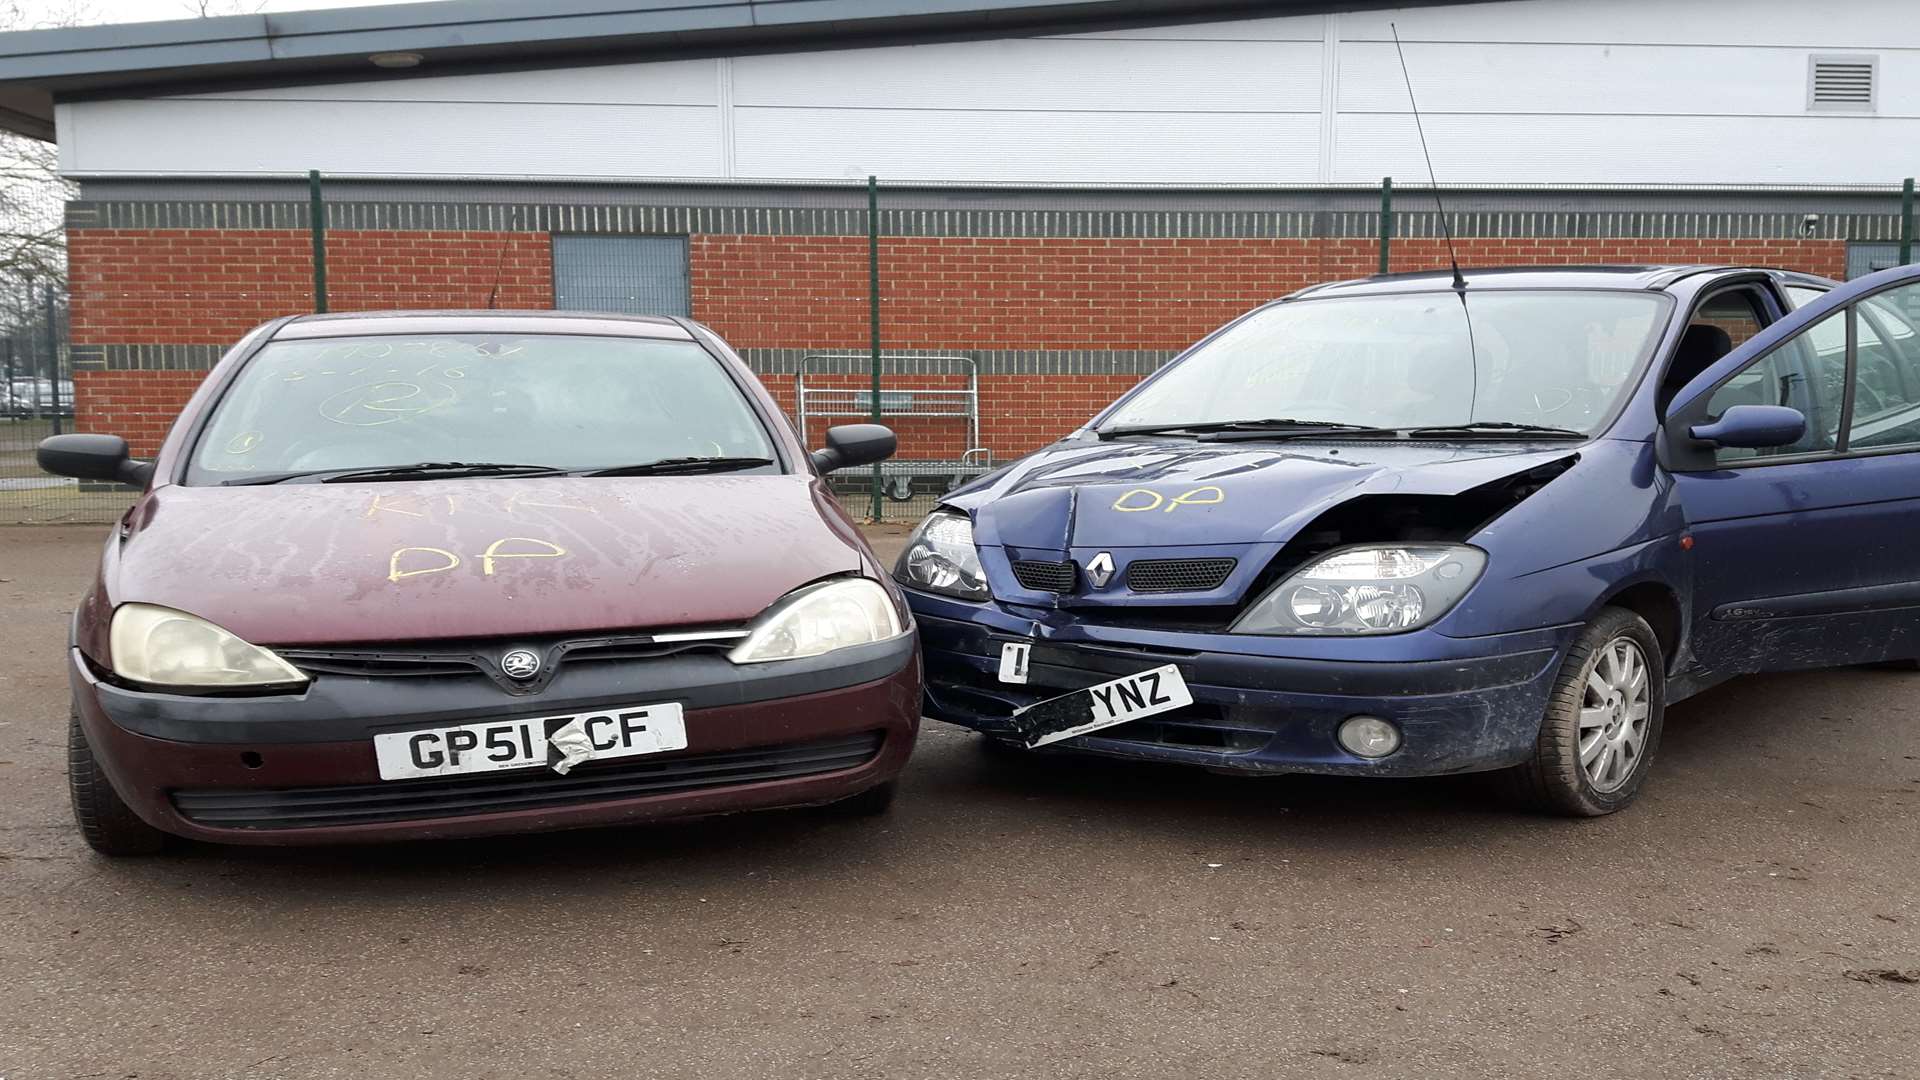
1577 636 1652 793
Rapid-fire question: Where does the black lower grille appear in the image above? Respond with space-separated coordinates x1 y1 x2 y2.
1126 558 1237 593
1012 559 1077 594
171 732 884 830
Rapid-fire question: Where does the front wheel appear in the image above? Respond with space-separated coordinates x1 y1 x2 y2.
1499 607 1666 817
68 708 167 855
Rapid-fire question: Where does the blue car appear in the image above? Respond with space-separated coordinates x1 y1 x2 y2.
895 263 1920 815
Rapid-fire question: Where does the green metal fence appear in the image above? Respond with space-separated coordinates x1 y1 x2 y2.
9 174 1920 525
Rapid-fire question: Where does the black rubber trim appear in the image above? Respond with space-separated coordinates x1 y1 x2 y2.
918 614 1551 697
1711 579 1920 621
171 732 882 829
79 633 915 745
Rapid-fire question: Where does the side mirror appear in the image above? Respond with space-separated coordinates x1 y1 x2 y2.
809 423 896 473
37 434 155 488
1688 405 1807 450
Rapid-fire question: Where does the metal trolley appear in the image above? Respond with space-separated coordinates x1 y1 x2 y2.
795 353 995 508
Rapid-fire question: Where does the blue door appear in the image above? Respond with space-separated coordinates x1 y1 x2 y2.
1666 264 1920 676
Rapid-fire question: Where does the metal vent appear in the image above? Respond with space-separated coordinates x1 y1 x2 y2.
1809 56 1876 110
1126 558 1237 593
1012 560 1077 594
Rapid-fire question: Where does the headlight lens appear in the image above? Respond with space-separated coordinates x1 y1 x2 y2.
893 509 990 600
1233 545 1486 636
108 603 308 689
727 578 906 664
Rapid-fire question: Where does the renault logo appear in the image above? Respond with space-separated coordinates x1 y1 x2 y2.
500 649 542 680
1084 552 1116 589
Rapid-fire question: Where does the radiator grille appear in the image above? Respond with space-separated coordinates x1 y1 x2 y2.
171 732 883 830
1011 560 1077 594
1125 558 1236 593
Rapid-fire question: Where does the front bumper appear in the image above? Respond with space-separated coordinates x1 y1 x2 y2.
911 593 1575 777
71 635 920 845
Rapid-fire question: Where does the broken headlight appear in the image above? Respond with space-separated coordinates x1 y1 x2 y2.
894 509 990 601
108 603 309 690
1233 545 1486 636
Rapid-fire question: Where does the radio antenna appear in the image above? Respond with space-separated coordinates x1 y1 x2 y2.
1390 22 1465 292
484 207 521 309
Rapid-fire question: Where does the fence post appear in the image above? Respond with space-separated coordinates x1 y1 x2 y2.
1902 177 1914 267
866 175 883 521
1378 176 1394 274
309 169 329 313
43 281 61 435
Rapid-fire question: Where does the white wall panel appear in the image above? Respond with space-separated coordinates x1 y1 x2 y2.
732 37 1324 112
1338 1 1920 49
178 57 721 105
1333 112 1915 185
1338 41 1865 116
62 98 725 176
52 0 1920 185
732 107 1322 183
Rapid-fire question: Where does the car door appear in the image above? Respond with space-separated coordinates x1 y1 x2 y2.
1665 264 1920 676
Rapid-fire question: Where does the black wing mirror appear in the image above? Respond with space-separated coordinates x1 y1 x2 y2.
37 434 155 488
809 424 896 473
1688 405 1807 450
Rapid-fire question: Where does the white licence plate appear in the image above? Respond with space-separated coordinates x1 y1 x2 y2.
1014 663 1193 748
373 703 688 781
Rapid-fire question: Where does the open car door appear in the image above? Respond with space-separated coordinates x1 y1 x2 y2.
1664 262 1920 678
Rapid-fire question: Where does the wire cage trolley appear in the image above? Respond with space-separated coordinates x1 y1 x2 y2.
794 353 995 504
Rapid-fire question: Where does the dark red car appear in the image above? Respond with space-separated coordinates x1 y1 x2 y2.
39 312 919 854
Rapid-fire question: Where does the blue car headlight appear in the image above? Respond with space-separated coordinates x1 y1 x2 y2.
894 509 991 601
1233 544 1487 636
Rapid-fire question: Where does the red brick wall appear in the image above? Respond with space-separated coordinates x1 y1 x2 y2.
70 226 1850 462
71 370 208 457
692 234 1848 354
70 229 554 345
70 229 316 345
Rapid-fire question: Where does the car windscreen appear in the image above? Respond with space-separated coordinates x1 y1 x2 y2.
186 333 778 483
1101 289 1672 436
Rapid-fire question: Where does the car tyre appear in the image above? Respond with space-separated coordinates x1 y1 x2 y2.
826 780 896 817
68 707 166 856
1500 607 1665 817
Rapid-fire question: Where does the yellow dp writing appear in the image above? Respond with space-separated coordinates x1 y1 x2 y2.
1111 486 1226 513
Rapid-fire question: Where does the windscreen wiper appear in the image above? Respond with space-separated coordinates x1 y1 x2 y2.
1397 422 1586 440
577 456 775 477
1097 418 1382 441
225 461 567 486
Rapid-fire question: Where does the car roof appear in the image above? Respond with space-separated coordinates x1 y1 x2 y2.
1293 264 1828 298
273 310 695 341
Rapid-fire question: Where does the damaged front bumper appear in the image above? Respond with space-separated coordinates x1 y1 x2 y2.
911 591 1577 777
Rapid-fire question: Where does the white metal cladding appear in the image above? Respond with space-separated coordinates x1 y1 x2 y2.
54 0 1920 185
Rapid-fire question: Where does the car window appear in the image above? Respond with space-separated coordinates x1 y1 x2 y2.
1101 290 1670 436
187 333 778 483
1702 308 1847 464
1847 281 1920 452
1692 290 1766 350
1784 286 1848 356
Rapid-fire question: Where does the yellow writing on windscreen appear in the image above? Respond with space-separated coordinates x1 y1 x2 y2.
1111 486 1225 513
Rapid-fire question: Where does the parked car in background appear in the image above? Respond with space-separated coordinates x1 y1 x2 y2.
7 376 75 418
41 311 918 854
898 263 1920 816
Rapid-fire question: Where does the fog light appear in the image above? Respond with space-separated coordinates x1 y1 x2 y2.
1338 715 1401 759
